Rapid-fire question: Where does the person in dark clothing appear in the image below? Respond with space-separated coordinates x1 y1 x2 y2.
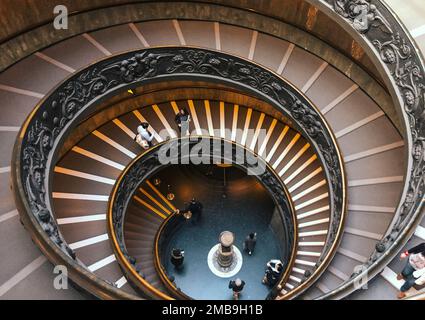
262 259 284 287
397 242 425 298
170 248 184 269
228 278 245 300
244 232 257 256
175 108 191 136
180 198 203 224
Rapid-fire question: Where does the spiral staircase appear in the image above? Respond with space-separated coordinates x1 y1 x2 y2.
0 0 424 300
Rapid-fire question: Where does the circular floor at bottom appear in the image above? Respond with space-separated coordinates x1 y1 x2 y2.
159 165 284 300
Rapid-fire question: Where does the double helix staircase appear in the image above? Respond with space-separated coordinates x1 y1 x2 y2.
0 1 424 300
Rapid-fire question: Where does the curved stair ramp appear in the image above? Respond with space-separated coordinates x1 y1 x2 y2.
52 97 335 298
125 180 177 293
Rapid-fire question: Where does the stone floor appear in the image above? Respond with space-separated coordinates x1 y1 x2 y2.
155 165 284 300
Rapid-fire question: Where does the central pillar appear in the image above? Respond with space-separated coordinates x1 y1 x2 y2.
217 231 234 268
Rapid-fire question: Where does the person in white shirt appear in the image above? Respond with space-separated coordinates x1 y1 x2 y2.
135 122 154 148
262 259 284 287
397 242 425 298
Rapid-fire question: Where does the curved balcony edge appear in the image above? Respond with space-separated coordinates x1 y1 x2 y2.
305 0 425 299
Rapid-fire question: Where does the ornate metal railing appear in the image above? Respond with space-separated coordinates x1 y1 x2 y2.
12 46 346 299
301 0 425 299
108 137 298 299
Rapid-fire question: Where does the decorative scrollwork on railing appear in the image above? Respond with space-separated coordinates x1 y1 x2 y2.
333 0 393 34
15 46 346 299
307 0 425 298
108 137 297 299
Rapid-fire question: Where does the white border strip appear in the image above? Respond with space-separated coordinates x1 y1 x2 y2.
173 19 186 45
214 22 221 50
128 23 150 47
348 204 395 213
249 113 265 150
321 84 358 114
92 130 136 158
220 101 226 139
54 167 115 185
69 234 109 250
328 266 349 281
204 100 215 137
258 119 277 157
72 146 125 170
82 33 112 56
298 217 329 229
34 52 76 73
88 254 116 272
248 30 258 60
0 126 20 132
292 179 326 201
52 192 109 201
297 205 329 220
335 111 384 138
278 142 309 176
345 227 382 240
113 119 135 139
299 230 328 237
410 24 425 38
295 192 328 211
297 251 321 257
338 247 367 263
0 256 47 297
0 166 10 174
0 84 44 99
298 241 325 247
277 44 294 74
348 176 403 187
284 155 317 184
152 104 177 139
240 108 252 146
302 62 328 93
0 210 18 224
295 259 316 267
381 267 403 290
272 133 300 169
344 141 404 163
115 276 128 288
415 225 425 240
289 167 323 193
231 104 239 142
187 100 203 136
57 214 106 225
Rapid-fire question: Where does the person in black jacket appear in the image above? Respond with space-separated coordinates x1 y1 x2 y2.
262 259 284 287
170 248 184 269
229 278 245 300
397 242 425 298
175 108 191 136
180 198 203 224
244 232 257 256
